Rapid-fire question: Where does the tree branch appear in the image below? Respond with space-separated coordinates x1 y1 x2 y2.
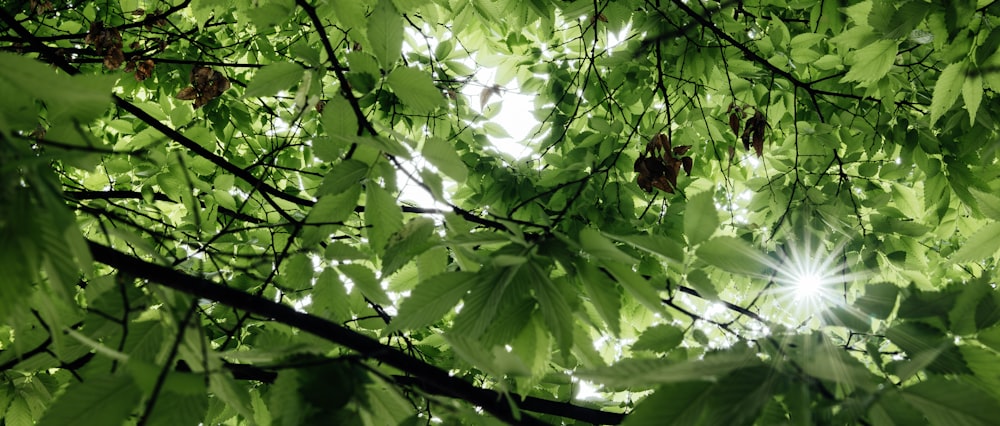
87 241 623 425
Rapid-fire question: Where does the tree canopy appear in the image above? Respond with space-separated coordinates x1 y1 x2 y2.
4 0 1000 424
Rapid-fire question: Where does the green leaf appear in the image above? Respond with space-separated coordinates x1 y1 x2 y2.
820 306 871 332
605 233 685 263
307 185 361 224
841 40 898 84
382 217 437 276
930 62 966 127
580 263 622 336
631 324 683 353
685 269 718 300
367 0 404 69
886 322 971 375
901 377 1000 426
601 261 666 315
684 191 718 246
339 263 391 306
243 62 305 98
321 96 360 139
309 268 353 322
318 160 368 197
145 391 209 426
279 253 313 291
324 242 368 261
390 271 477 331
622 382 713 426
37 374 141 426
366 184 404 255
577 351 758 387
386 67 446 113
531 264 574 354
422 137 468 182
696 236 773 276
963 69 983 125
0 52 115 123
951 222 1000 263
580 228 638 264
970 188 1000 221
853 282 899 319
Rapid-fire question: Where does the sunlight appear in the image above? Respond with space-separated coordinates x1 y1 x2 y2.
770 231 862 322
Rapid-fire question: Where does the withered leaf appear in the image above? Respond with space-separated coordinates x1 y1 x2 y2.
175 87 198 100
729 112 741 135
480 84 502 110
635 132 693 195
134 59 154 81
741 121 753 151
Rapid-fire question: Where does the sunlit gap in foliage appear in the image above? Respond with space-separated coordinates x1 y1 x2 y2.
769 230 864 327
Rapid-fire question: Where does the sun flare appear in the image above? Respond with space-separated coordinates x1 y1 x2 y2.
771 232 860 321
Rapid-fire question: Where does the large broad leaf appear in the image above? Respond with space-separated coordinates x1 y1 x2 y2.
366 184 404 255
601 260 666 315
318 160 369 197
0 52 115 123
930 62 966 126
321 96 360 139
577 350 758 388
963 69 984 125
422 137 468 182
631 324 683 353
367 0 403 69
307 185 361 225
696 236 773 276
530 264 574 354
243 62 305 98
580 263 622 336
386 67 446 113
623 381 714 425
389 271 477 332
853 282 899 319
841 40 898 84
382 217 437 276
580 228 637 264
684 190 719 246
605 233 685 263
885 322 971 375
37 373 141 426
310 268 353 323
950 222 1000 263
339 263 391 306
901 377 1000 426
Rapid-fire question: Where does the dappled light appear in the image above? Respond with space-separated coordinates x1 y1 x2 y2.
3 1 1000 425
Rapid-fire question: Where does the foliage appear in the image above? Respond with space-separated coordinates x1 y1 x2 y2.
3 0 1000 424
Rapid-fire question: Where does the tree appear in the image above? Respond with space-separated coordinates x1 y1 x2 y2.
3 0 1000 424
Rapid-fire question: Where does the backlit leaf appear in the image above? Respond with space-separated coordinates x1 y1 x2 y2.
390 271 477 331
243 62 305 98
930 62 966 126
386 67 446 113
367 0 404 69
684 191 719 246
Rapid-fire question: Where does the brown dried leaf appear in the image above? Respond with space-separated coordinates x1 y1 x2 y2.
673 145 691 156
729 113 741 135
480 84 501 110
175 87 198 100
134 59 154 81
741 121 753 151
752 124 765 158
681 156 693 175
